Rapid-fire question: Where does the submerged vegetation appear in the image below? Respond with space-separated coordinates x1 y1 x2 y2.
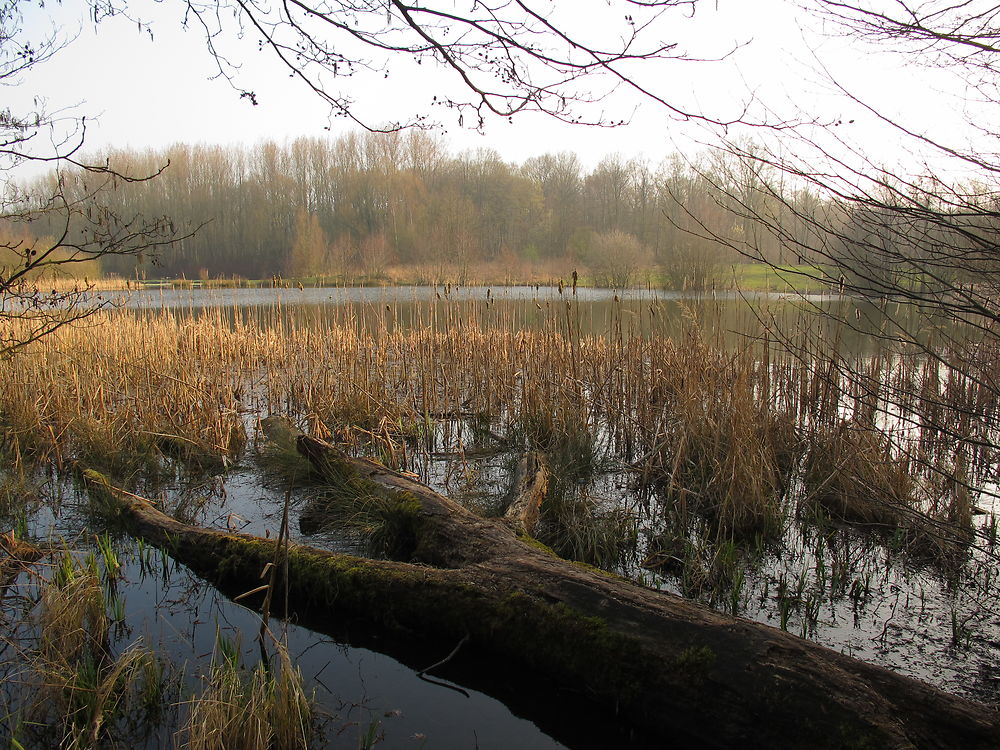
0 290 998 743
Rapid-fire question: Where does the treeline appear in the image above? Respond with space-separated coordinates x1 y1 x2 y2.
25 132 826 286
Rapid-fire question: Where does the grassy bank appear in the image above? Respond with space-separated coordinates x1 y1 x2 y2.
725 263 831 292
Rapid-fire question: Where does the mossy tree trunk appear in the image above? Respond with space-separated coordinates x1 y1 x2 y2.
82 431 1000 750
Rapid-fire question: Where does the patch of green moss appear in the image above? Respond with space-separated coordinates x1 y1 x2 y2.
79 468 126 520
196 538 653 705
518 534 558 557
82 468 111 487
518 535 622 579
568 558 623 580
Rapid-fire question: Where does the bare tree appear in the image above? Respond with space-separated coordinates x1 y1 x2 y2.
583 228 653 287
723 1 1000 325
0 1 181 355
160 0 737 132
665 2 1000 564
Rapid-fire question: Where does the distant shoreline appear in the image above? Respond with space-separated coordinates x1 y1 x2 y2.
54 263 833 295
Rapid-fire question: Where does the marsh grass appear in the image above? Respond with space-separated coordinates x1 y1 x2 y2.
0 291 995 741
802 421 913 528
0 312 247 478
636 331 795 542
13 553 171 750
180 634 313 750
642 516 774 612
0 461 44 530
537 483 638 570
255 437 315 489
297 481 419 559
519 386 597 477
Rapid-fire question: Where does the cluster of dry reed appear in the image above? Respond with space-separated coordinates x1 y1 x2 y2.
0 297 992 570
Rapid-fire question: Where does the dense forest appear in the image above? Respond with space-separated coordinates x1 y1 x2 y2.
12 132 828 287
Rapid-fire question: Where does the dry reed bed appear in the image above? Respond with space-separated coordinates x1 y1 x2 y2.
0 303 994 558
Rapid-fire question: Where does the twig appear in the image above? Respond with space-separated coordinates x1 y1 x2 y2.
417 632 470 677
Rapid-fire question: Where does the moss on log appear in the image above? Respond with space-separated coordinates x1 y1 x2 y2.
82 456 1000 750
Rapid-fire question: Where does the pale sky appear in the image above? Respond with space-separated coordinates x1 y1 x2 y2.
8 0 982 176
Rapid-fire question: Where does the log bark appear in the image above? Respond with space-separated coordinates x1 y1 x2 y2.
82 442 1000 750
501 450 549 536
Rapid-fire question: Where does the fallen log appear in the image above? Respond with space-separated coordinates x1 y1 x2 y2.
82 445 1000 749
